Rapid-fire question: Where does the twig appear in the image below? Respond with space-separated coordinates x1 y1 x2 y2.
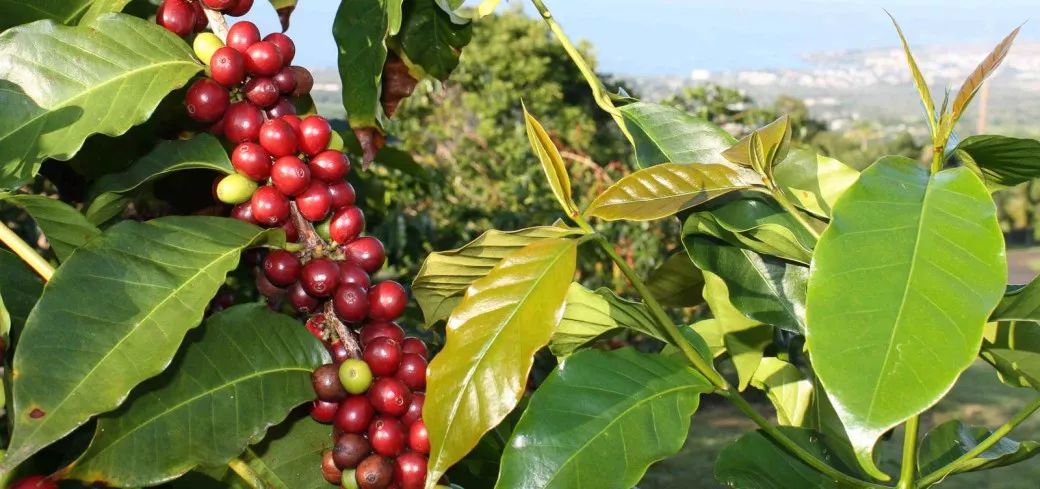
228 458 267 489
323 301 362 359
202 7 230 42
0 221 54 281
288 202 325 251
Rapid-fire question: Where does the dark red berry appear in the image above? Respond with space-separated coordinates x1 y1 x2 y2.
272 67 298 94
335 395 375 433
368 281 407 321
356 455 393 489
309 150 350 181
300 258 339 298
207 114 226 138
9 476 57 489
343 237 385 273
244 77 280 108
321 450 342 484
338 262 371 289
333 283 369 323
190 0 207 32
290 65 314 97
368 377 411 417
245 41 283 77
364 337 402 377
400 392 424 427
263 249 301 287
202 0 236 9
255 270 285 298
224 101 264 143
306 315 325 342
311 399 338 423
401 337 429 360
298 115 332 156
185 78 229 123
230 202 256 224
328 181 357 209
409 419 430 453
226 0 254 16
396 353 427 391
295 181 332 221
266 96 296 118
329 340 350 364
250 186 290 226
280 218 299 242
157 0 195 37
210 47 246 87
394 451 428 489
368 416 406 457
226 21 260 54
313 364 348 402
231 143 271 181
359 321 405 347
333 433 371 469
288 282 320 313
264 32 296 66
270 156 310 196
329 206 365 244
259 118 298 158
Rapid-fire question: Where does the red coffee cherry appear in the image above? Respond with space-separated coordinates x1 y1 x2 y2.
363 337 402 377
329 340 350 364
408 419 430 453
298 115 332 156
224 101 264 143
226 0 254 16
329 206 365 244
335 395 375 434
288 282 320 313
334 433 371 469
209 46 246 87
343 237 385 273
245 41 283 77
281 215 299 243
305 315 325 342
254 270 285 299
10 476 58 489
273 67 298 94
400 392 424 427
231 142 271 181
355 455 393 489
250 186 289 226
279 114 302 133
259 118 298 157
266 96 296 118
202 0 236 9
230 202 256 224
368 416 406 457
296 181 332 221
338 262 371 289
271 156 311 196
185 78 229 123
313 364 348 402
157 0 196 37
290 65 314 97
321 450 342 484
333 283 369 323
190 0 207 32
396 353 427 391
394 451 428 489
309 150 350 181
300 258 340 298
360 321 405 347
264 32 296 66
226 21 260 54
310 399 338 424
401 337 429 360
368 281 407 321
367 377 411 417
244 77 280 108
327 181 357 209
263 249 301 286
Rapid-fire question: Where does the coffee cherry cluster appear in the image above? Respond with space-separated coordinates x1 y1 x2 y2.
157 0 253 38
310 321 431 489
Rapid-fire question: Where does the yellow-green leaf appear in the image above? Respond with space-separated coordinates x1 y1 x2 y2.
750 357 813 426
523 107 577 216
721 115 792 176
887 12 937 136
950 26 1020 129
550 283 663 357
702 271 770 390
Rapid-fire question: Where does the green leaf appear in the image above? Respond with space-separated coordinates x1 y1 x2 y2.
549 283 663 357
617 101 736 168
955 134 1040 190
950 26 1020 129
398 0 473 80
87 134 233 203
66 304 328 486
496 348 711 489
230 413 334 489
645 253 704 307
684 194 815 264
700 271 771 390
584 163 760 221
425 237 577 487
918 419 1040 476
715 427 862 489
1 194 100 261
992 275 1040 322
83 192 129 227
523 107 577 216
0 0 94 30
805 156 1006 478
981 321 1040 390
886 12 938 136
78 0 133 25
721 115 792 177
2 216 281 470
773 148 860 218
412 225 582 327
750 357 813 426
684 233 808 334
0 14 201 189
334 0 392 130
0 249 43 343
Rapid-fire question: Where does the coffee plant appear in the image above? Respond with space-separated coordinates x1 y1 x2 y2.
0 0 1038 488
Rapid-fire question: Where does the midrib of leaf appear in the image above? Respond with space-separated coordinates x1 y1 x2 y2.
740 248 802 327
594 178 744 209
434 242 573 471
540 383 699 487
16 244 243 448
76 365 312 463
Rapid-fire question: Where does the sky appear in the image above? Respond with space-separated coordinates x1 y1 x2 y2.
240 0 1040 75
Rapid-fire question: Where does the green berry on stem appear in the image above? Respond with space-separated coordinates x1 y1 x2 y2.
339 358 373 394
216 173 257 204
193 32 224 65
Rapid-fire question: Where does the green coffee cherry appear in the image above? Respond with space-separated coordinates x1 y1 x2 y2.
341 469 359 489
216 173 257 205
193 32 224 65
339 358 374 394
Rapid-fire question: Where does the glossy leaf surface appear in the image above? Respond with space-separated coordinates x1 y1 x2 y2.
1 194 99 261
617 102 735 168
550 283 662 357
523 107 576 215
956 134 1040 190
918 419 1040 476
773 148 859 218
715 427 861 489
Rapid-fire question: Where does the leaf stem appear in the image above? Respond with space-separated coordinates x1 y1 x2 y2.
929 145 944 174
228 458 267 489
768 186 821 240
897 415 919 489
0 221 54 281
916 396 1040 488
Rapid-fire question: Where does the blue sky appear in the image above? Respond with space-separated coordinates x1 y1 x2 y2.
241 0 1038 75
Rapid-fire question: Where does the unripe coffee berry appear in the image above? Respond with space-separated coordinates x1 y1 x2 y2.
339 358 374 394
